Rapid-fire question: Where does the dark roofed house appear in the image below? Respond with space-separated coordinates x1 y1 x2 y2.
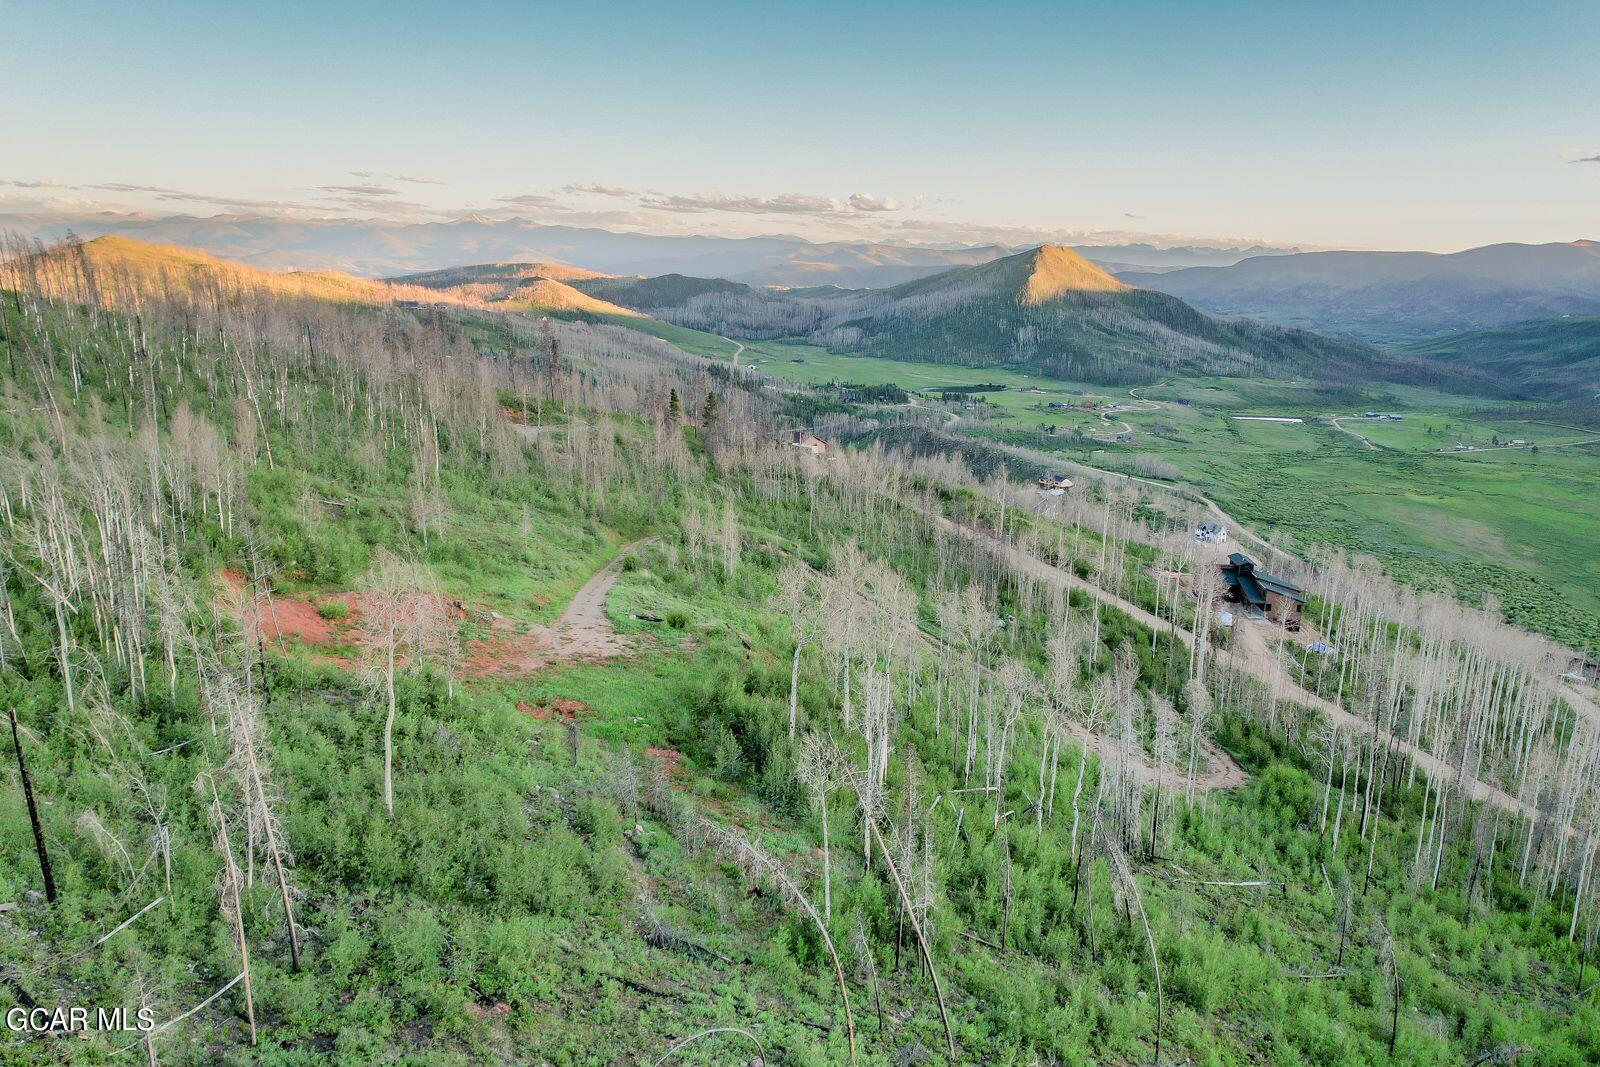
1220 552 1305 630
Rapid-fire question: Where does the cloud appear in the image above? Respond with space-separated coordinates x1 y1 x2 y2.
87 182 318 212
1572 155 1600 164
640 191 842 215
350 171 445 185
1124 212 1146 219
495 193 561 208
316 194 434 214
638 190 906 218
847 192 903 212
1 178 66 189
563 183 639 197
316 183 399 197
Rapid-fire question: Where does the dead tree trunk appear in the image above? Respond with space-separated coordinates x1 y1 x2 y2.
8 705 56 903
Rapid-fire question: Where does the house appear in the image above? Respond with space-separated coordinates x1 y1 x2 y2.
1038 472 1073 493
1219 552 1305 630
1386 414 1404 421
783 429 827 455
1194 520 1227 544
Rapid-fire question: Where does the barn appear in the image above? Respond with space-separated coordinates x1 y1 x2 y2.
1220 552 1305 630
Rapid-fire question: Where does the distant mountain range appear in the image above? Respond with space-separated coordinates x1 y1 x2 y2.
1121 241 1600 342
4 235 1541 397
556 246 1485 390
0 210 1295 287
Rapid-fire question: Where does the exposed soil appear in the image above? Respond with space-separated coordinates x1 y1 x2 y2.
218 538 653 678
517 698 592 720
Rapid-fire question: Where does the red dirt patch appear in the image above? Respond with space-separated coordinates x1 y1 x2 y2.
645 746 683 772
517 698 592 720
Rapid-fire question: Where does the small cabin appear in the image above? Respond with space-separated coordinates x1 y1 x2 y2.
783 429 827 455
1194 520 1227 544
1219 552 1305 630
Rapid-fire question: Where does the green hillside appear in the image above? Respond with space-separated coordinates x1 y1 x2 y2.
572 247 1503 392
3 240 1599 1066
1403 316 1600 398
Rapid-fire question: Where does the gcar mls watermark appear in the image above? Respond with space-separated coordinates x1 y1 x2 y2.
6 1006 157 1034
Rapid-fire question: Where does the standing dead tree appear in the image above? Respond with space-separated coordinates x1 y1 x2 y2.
358 549 449 818
216 670 302 971
775 561 821 739
197 772 256 1046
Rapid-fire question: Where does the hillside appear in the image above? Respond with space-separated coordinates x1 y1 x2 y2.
583 246 1482 388
1402 316 1600 398
1123 240 1600 342
2 235 467 309
494 277 642 317
5 236 1600 1065
391 260 611 290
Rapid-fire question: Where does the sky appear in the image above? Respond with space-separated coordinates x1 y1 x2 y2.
3 0 1596 252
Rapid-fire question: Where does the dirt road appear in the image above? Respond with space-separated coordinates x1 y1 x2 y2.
1327 416 1381 450
923 506 1544 821
469 537 656 674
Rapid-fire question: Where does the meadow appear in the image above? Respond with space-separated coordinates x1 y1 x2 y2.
758 351 1600 651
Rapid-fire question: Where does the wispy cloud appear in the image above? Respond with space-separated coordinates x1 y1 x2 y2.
1 178 66 189
495 193 562 208
563 183 639 197
316 183 399 197
87 182 317 212
1571 154 1600 164
1124 212 1146 219
638 190 906 217
350 170 445 185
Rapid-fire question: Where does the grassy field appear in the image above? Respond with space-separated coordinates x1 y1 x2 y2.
754 350 1600 651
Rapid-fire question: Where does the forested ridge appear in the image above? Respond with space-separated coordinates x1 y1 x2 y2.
567 247 1506 393
1 238 1598 1065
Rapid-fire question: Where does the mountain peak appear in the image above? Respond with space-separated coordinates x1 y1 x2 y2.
1017 245 1129 303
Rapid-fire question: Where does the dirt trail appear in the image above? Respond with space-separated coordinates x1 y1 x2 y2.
223 540 655 677
1327 416 1381 450
552 537 657 654
923 506 1544 820
471 538 656 673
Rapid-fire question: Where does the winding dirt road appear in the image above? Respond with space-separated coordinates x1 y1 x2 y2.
922 505 1546 821
1327 416 1381 450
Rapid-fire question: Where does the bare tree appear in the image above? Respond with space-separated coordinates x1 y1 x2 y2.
358 549 450 817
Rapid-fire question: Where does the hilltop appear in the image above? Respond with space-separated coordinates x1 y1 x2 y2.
578 245 1476 388
3 235 467 309
391 260 611 290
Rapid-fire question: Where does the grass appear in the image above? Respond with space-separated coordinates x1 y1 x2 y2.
7 280 1600 1065
757 351 1600 650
